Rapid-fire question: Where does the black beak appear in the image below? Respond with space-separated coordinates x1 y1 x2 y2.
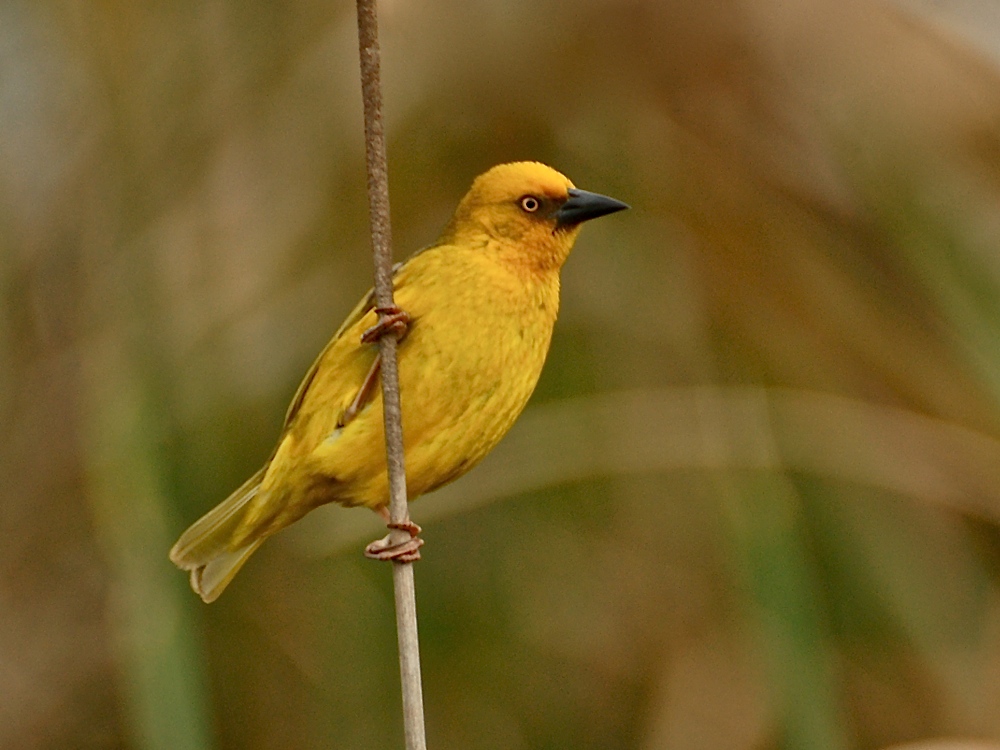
555 188 629 228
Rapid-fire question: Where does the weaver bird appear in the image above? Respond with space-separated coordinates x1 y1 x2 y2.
170 162 628 601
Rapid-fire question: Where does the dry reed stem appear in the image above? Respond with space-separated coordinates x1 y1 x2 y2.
355 1 428 748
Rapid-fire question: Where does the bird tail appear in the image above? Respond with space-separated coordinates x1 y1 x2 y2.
169 467 268 603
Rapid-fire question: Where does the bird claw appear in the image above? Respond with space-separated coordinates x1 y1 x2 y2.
387 519 422 537
364 522 424 563
361 306 411 344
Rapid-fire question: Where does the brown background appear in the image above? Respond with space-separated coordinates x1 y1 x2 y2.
3 1 1000 748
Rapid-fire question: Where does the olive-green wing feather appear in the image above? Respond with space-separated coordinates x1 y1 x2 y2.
280 255 426 431
281 287 375 430
168 282 383 602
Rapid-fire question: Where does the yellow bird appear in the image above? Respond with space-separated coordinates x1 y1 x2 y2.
170 162 628 601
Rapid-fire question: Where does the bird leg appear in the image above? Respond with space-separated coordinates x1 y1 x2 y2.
361 306 411 344
360 305 417 561
337 354 382 428
339 306 410 429
365 505 424 562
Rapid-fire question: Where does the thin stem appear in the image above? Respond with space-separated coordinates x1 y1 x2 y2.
355 1 428 749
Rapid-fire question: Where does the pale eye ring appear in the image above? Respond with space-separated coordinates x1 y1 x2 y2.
519 195 541 213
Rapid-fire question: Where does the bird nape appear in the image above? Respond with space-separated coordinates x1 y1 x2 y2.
169 161 628 602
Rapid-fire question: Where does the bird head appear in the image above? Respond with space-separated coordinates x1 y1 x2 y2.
440 162 628 273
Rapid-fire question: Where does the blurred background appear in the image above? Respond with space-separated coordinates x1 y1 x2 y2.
4 0 1000 748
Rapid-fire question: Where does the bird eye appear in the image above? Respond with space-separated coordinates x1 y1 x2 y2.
519 195 541 213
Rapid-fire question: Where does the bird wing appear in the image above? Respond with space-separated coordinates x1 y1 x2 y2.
280 287 374 431
279 254 425 432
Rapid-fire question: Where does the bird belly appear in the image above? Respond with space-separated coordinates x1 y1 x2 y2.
307 282 554 509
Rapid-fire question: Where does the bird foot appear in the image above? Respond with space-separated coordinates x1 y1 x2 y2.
364 520 424 563
361 306 411 344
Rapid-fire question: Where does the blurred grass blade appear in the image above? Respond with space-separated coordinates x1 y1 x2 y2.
82 337 214 750
718 473 849 750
